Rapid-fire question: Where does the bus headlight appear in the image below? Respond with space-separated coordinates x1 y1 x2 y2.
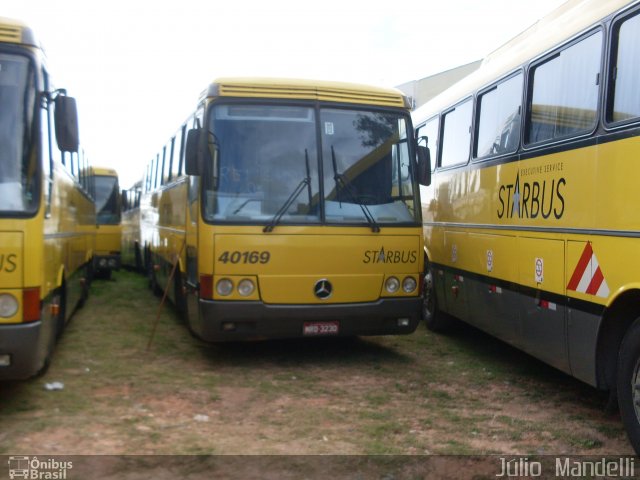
216 278 234 296
402 276 417 293
237 279 255 297
385 277 400 294
0 294 18 318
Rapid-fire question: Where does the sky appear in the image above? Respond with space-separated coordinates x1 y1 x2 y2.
5 0 567 189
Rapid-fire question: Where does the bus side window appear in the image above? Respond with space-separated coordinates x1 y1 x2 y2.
527 30 602 144
475 73 523 159
608 11 640 123
440 98 472 168
174 125 186 178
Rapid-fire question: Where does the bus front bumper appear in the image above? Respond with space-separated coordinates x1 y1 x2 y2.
191 297 421 342
0 321 44 380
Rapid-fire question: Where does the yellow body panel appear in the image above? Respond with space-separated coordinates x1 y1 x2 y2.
210 230 421 304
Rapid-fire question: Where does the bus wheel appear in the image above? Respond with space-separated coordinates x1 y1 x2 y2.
617 317 640 456
422 266 450 332
174 271 188 322
53 287 67 340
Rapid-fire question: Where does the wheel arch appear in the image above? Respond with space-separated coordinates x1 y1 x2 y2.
596 288 640 390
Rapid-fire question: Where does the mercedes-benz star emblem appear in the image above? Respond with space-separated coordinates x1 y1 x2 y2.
313 279 333 300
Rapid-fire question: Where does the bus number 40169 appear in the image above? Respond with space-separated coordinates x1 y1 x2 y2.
217 251 271 264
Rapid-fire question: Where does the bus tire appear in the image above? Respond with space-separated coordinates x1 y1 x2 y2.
617 316 640 456
174 270 188 321
422 265 451 332
54 286 67 340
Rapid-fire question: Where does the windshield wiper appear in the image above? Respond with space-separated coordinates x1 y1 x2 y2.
263 150 312 233
330 146 380 233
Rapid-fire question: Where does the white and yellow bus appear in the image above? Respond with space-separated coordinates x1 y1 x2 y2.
141 77 429 341
414 0 640 454
121 179 143 271
0 17 94 378
86 166 121 279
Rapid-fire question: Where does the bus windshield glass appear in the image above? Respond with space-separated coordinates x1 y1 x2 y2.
203 104 419 226
94 175 120 224
0 53 37 214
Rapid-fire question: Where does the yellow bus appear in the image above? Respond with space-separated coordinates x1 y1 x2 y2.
0 17 94 378
85 166 121 279
413 0 640 454
121 179 143 271
141 77 429 341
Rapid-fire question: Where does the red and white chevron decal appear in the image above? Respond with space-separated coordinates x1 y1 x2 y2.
567 242 609 298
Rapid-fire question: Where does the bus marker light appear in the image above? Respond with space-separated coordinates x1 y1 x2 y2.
237 279 255 297
385 277 400 294
0 294 18 318
402 277 417 293
23 288 41 323
199 275 213 299
0 355 10 367
216 278 234 296
50 303 60 317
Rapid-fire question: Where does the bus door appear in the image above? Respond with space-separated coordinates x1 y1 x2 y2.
516 237 569 373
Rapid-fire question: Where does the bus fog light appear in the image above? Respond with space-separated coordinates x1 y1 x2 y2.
216 278 234 296
237 279 255 297
0 354 10 367
402 276 417 293
0 294 18 318
385 277 400 294
222 322 236 332
397 318 410 327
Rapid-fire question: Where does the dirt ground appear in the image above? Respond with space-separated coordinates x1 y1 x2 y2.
0 270 635 478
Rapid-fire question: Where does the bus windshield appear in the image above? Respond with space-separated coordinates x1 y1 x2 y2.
94 175 120 224
0 53 37 214
203 103 419 226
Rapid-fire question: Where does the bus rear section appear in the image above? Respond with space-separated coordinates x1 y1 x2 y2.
190 227 423 341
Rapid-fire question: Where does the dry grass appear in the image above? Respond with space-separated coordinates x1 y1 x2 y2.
0 269 632 462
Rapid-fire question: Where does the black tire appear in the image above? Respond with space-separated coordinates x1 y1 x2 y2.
54 287 67 340
422 263 452 332
617 317 640 456
174 270 188 321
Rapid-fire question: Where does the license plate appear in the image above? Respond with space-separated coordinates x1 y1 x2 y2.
303 321 339 336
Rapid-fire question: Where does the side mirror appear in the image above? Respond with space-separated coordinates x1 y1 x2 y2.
417 145 431 186
54 95 79 153
207 131 220 190
185 128 202 175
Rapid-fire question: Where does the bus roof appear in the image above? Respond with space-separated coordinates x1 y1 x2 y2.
0 16 38 47
201 77 410 109
413 0 636 124
86 166 119 178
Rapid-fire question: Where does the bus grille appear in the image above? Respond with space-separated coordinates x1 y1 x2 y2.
216 81 406 108
0 25 21 43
